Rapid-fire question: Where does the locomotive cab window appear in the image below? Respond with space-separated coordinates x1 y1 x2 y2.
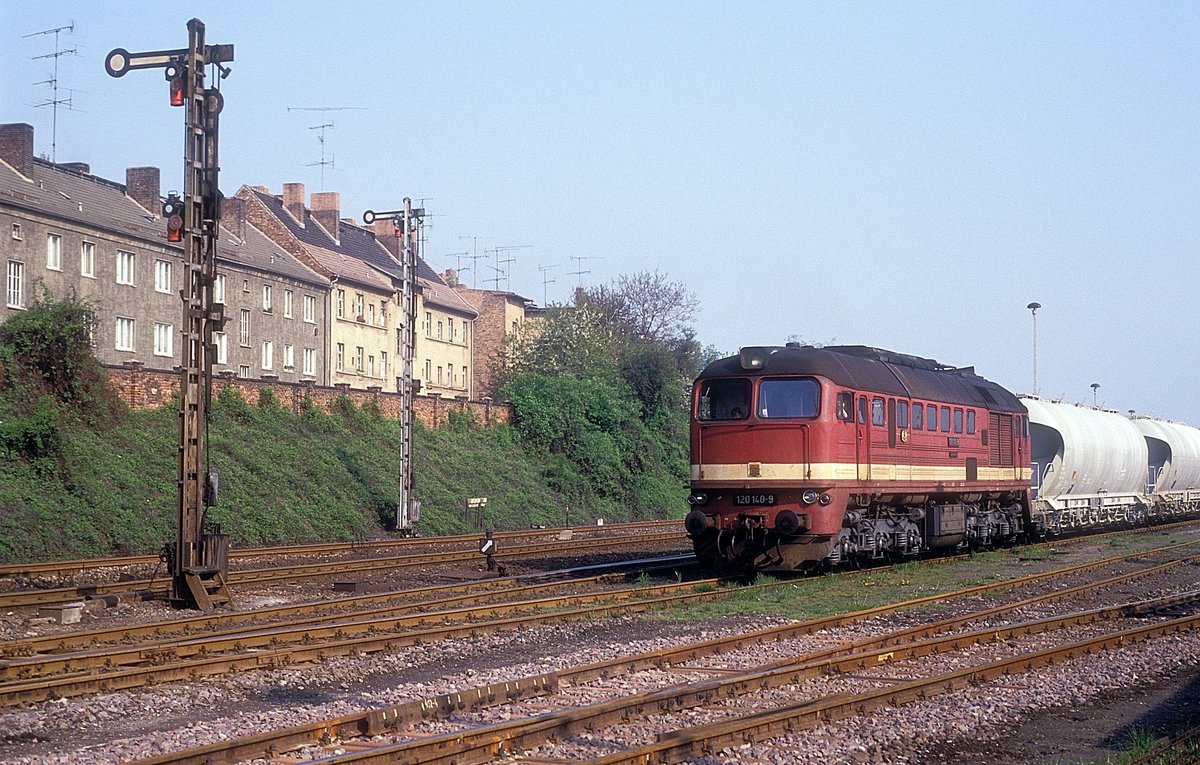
835 391 853 421
912 403 924 430
872 398 885 427
758 378 820 419
696 378 751 421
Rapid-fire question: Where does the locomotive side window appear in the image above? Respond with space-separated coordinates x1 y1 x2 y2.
953 408 964 433
858 396 867 424
912 403 924 430
696 378 751 421
897 401 909 429
872 398 885 427
927 404 938 431
758 378 820 419
966 410 976 434
835 391 853 421
940 406 951 432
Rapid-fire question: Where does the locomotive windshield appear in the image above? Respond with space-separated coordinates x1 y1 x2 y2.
758 378 820 419
696 378 751 420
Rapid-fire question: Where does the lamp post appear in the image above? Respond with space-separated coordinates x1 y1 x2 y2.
1091 383 1100 407
1026 302 1041 396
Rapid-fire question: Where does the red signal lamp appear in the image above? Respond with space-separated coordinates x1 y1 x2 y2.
163 194 184 242
165 64 185 107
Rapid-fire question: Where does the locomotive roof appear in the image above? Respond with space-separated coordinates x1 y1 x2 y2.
697 345 1025 413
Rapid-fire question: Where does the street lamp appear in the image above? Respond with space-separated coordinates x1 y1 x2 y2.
1026 302 1041 396
1091 383 1100 407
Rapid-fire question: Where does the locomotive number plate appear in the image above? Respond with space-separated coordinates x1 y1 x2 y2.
733 494 775 507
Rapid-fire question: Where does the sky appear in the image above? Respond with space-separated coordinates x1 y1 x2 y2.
2 2 1198 422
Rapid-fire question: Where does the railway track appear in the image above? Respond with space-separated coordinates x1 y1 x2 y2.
0 529 688 610
0 519 680 579
113 537 1200 764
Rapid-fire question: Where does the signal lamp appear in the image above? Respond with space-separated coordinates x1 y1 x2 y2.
163 194 184 242
165 64 185 106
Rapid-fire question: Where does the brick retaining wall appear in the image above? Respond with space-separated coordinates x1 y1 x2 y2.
106 362 511 428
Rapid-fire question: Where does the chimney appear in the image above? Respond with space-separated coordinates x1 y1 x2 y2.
443 268 459 288
310 191 340 241
282 182 306 224
223 195 247 240
0 123 34 178
249 185 269 194
371 219 402 258
125 166 161 213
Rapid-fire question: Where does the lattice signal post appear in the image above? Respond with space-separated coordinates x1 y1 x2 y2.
363 200 424 535
106 19 234 610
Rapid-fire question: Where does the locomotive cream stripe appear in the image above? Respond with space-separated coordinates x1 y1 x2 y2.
692 462 1032 483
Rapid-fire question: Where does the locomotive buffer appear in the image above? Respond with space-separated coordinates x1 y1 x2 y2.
107 20 234 610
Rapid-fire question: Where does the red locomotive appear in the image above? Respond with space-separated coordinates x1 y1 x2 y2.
684 344 1033 570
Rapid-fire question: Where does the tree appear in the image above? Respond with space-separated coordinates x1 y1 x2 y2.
493 303 620 387
581 270 699 347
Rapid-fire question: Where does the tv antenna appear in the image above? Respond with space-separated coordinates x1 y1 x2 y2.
287 106 366 189
444 251 469 281
26 23 78 164
485 244 532 291
538 264 558 306
457 235 492 289
568 255 600 286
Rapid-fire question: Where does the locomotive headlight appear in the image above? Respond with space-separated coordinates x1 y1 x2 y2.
688 491 708 506
818 493 833 506
775 509 801 535
801 490 819 505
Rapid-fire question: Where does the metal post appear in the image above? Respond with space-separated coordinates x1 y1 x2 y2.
107 19 233 610
1026 302 1041 396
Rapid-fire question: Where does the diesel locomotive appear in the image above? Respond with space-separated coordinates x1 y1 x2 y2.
685 343 1200 572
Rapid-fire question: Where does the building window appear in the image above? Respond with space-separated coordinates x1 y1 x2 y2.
153 322 173 357
437 365 443 385
354 293 364 320
214 273 226 304
154 259 172 293
463 322 468 346
437 320 443 340
283 343 294 370
262 341 273 370
354 346 364 373
303 347 315 375
368 354 375 376
116 250 135 285
262 284 272 312
214 331 228 364
336 289 345 318
242 279 249 293
424 359 431 380
10 223 21 241
46 233 62 271
7 261 25 308
368 303 375 325
447 318 454 342
378 301 387 326
336 343 345 371
80 241 95 278
115 317 135 351
303 294 316 323
283 289 293 318
462 365 468 390
424 311 431 337
239 309 251 346
238 365 250 378
380 351 387 380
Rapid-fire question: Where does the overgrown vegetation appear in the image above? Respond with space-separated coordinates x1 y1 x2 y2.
0 287 697 563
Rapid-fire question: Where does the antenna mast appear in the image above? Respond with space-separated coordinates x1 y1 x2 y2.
485 244 532 291
287 106 366 190
538 264 557 306
26 23 77 163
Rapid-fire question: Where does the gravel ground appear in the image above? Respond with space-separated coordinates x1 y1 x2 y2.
1 539 1197 764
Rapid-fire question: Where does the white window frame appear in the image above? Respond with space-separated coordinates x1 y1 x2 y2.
354 293 364 320
116 250 135 285
262 340 274 370
283 289 293 318
214 331 228 364
378 301 387 326
153 322 174 357
336 289 345 318
262 284 272 312
214 273 226 304
154 259 172 294
283 343 294 370
6 261 24 308
424 311 432 337
336 343 345 371
303 347 315 375
46 233 62 271
239 309 251 346
238 364 250 378
368 303 375 325
115 317 135 351
303 294 316 323
380 351 387 380
80 241 95 278
354 345 364 373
